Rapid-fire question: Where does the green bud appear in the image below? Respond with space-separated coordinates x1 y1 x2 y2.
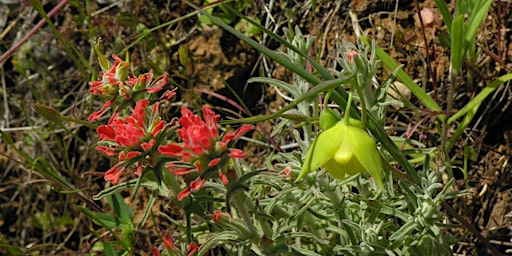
319 108 339 130
33 104 62 123
296 119 383 188
93 40 111 72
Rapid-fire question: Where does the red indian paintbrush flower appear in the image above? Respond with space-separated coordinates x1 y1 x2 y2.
89 54 171 121
158 105 254 200
96 99 168 184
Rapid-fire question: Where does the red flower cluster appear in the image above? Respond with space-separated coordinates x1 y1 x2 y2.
89 54 170 122
96 99 169 184
158 106 254 200
151 231 201 256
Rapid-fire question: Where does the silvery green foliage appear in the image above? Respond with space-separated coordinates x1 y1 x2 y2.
268 153 455 255
260 30 455 255
191 28 457 255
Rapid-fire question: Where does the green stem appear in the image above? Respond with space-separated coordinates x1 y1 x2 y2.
324 89 333 110
344 90 353 126
355 86 368 129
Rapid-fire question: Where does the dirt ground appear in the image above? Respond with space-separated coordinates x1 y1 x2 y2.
0 0 511 255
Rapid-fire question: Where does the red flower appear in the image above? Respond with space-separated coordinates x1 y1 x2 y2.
89 99 115 122
158 106 254 200
95 99 169 184
177 178 206 201
89 54 172 122
151 247 160 256
187 242 201 256
212 210 223 223
89 55 129 98
163 232 175 251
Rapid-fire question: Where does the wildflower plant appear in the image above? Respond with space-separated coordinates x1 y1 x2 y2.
0 0 505 254
78 19 465 255
62 1 507 254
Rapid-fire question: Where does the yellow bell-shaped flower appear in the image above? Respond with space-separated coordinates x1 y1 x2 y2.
296 119 384 188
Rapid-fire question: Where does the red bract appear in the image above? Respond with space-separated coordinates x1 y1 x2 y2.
158 106 254 200
212 210 223 223
89 54 171 121
187 242 201 256
90 55 129 96
89 99 115 122
96 99 169 184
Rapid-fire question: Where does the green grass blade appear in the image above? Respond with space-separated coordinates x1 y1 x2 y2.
434 0 453 32
450 15 464 74
187 1 323 85
464 0 492 53
448 74 512 124
360 36 442 117
447 106 476 152
217 2 335 81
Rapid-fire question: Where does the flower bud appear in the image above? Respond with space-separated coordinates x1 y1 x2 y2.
319 108 339 130
33 104 62 122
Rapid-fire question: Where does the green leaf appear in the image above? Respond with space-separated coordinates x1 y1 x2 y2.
137 189 157 230
448 74 512 123
103 242 119 256
197 231 238 256
450 15 464 75
248 77 300 99
224 77 349 124
94 212 121 229
464 0 492 54
360 36 442 118
107 193 133 225
389 220 418 240
434 0 452 32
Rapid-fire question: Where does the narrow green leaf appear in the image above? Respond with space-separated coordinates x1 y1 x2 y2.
137 189 157 230
197 231 238 256
434 0 452 32
360 37 442 117
108 193 133 225
248 77 300 99
447 105 476 153
223 77 349 124
448 74 512 123
389 220 418 240
450 15 464 74
94 212 121 229
464 0 492 53
93 180 137 200
220 3 335 81
188 1 322 85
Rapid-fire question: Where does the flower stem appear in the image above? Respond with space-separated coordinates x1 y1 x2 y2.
344 89 353 126
354 86 368 128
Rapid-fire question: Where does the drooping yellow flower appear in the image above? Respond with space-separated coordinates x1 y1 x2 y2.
296 119 383 188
